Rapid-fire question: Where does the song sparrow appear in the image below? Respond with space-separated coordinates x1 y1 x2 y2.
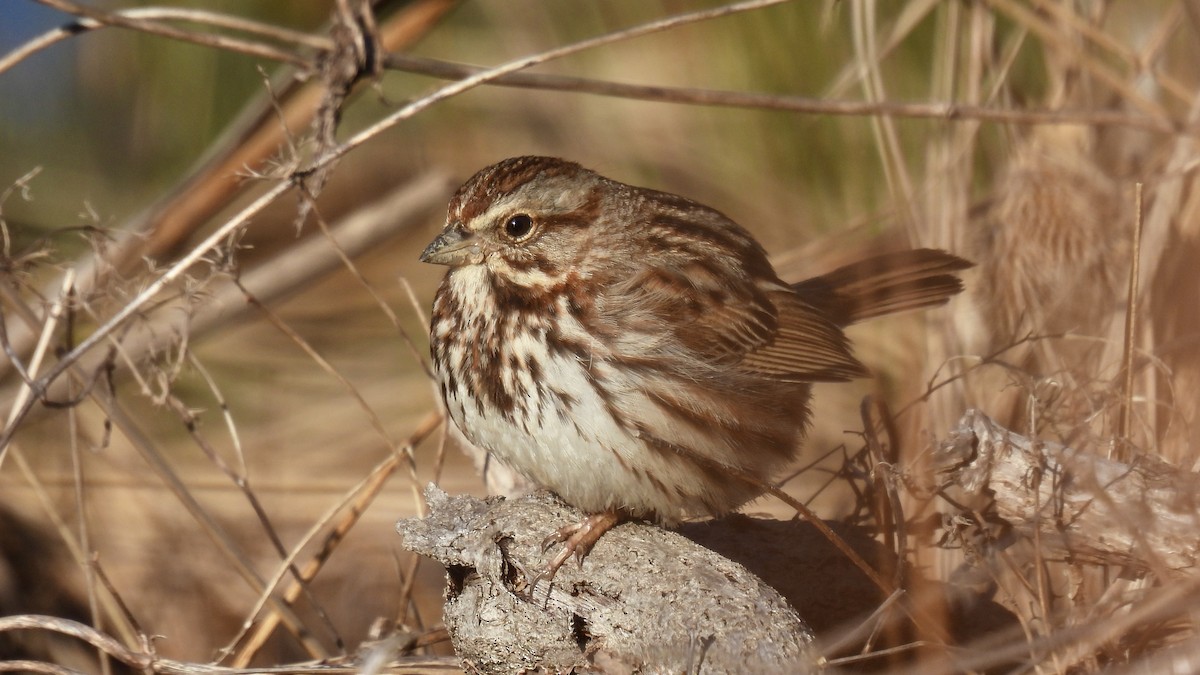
422 156 969 576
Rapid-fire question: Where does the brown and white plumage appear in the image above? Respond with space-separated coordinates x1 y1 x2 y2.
423 156 969 532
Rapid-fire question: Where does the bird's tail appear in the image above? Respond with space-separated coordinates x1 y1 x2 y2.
792 249 973 327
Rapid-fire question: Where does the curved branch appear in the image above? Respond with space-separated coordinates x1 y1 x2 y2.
0 615 151 670
6 1 313 76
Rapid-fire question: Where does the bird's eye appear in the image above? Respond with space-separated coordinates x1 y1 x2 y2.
503 214 535 241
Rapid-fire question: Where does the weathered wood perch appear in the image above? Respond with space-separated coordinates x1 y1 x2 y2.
935 409 1200 576
397 485 818 674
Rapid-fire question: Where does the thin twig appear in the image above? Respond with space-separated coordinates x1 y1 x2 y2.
1116 182 1144 459
29 0 311 70
0 614 461 673
681 446 951 647
984 0 1172 125
231 278 424 515
0 277 337 661
1026 0 1195 108
0 7 330 77
305 196 430 379
160 369 345 650
327 0 797 167
224 412 442 667
0 615 150 670
0 270 74 471
0 180 293 454
65 337 111 675
101 396 330 658
382 53 1177 134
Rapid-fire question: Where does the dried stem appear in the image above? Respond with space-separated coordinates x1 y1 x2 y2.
383 53 1175 133
1116 183 1144 457
29 0 311 69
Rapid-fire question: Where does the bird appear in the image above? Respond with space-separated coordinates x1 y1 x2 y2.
421 156 970 579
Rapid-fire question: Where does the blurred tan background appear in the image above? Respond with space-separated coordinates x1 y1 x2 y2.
2 0 1198 671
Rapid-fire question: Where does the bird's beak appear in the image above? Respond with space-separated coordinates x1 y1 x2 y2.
420 224 481 266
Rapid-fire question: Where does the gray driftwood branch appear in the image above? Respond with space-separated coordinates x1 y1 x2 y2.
935 409 1200 576
397 486 818 674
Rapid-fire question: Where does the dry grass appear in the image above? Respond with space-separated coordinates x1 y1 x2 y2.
1 0 1199 672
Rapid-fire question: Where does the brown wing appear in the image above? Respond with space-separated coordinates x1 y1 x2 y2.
742 248 973 381
735 289 868 382
601 262 867 383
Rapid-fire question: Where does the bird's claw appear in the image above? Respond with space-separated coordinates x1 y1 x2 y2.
528 511 623 595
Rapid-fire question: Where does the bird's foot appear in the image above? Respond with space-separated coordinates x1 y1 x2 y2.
529 510 623 592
